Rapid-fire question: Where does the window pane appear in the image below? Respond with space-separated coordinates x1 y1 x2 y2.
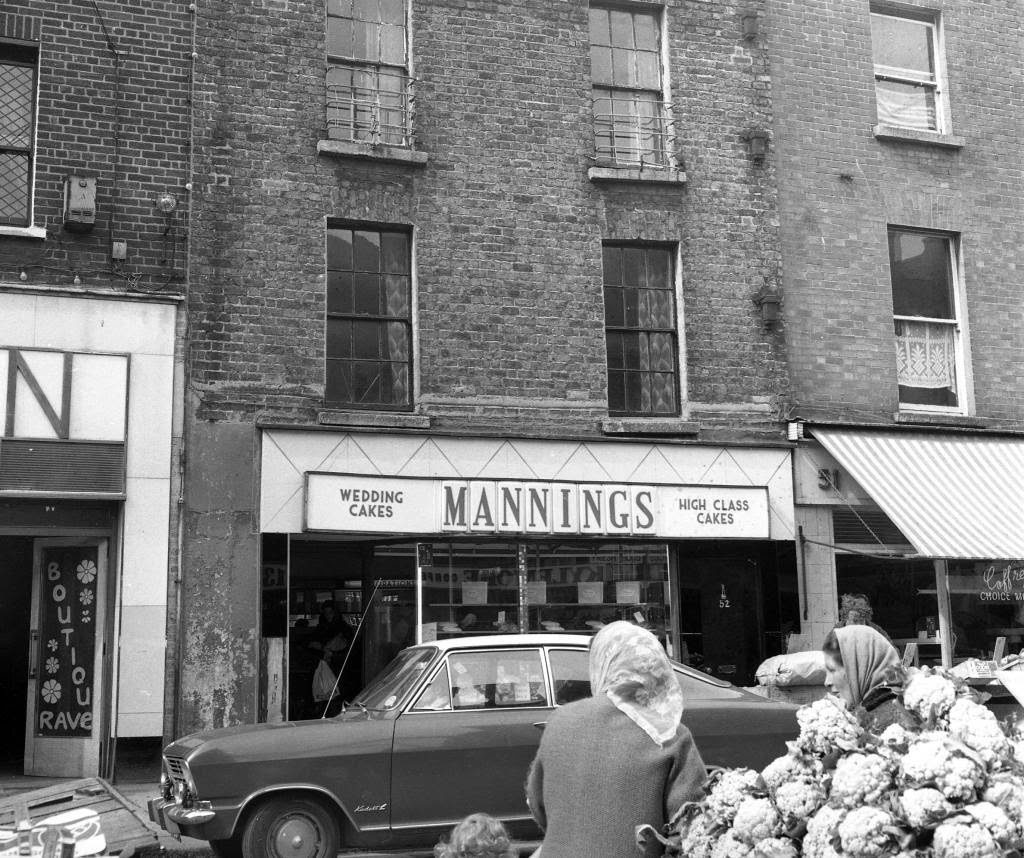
0 152 29 226
604 287 623 327
622 332 641 368
624 371 644 413
589 7 610 46
648 289 674 327
353 362 383 404
327 16 354 57
389 364 410 405
327 228 353 270
549 650 591 705
871 14 934 78
602 245 620 285
381 23 406 65
611 47 635 87
354 0 380 21
649 332 675 371
889 231 954 318
380 0 404 24
353 320 381 358
0 63 35 149
609 11 635 49
326 359 353 402
623 288 640 328
328 0 352 16
385 321 409 360
327 272 354 314
608 370 626 412
651 373 676 413
895 320 957 405
636 50 660 90
381 231 409 273
606 332 625 368
634 14 658 52
354 273 381 314
412 668 451 711
621 247 644 286
353 230 381 270
647 248 670 285
590 46 612 85
351 20 374 60
385 274 410 316
327 318 353 358
875 79 936 131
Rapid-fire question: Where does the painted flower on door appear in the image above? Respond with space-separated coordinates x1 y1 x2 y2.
47 638 59 652
45 657 59 674
81 610 92 624
76 559 97 584
80 589 94 606
41 680 62 704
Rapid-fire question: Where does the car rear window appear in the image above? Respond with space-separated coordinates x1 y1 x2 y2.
355 647 437 710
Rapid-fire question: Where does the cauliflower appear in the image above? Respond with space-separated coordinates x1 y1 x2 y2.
963 800 1018 845
760 752 821 795
901 733 986 803
836 806 896 857
902 669 956 721
932 820 1000 858
877 722 912 749
947 698 1011 766
802 805 845 858
773 777 827 822
899 787 954 828
731 797 783 845
984 776 1024 824
675 812 715 858
794 696 863 757
705 768 760 827
709 829 754 858
752 837 798 858
830 751 893 808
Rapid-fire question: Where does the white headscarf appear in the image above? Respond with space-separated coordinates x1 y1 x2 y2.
589 621 684 746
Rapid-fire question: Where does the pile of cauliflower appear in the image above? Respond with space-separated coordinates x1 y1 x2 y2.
668 666 1024 857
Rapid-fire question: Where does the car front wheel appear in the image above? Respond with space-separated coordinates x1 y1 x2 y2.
240 796 340 858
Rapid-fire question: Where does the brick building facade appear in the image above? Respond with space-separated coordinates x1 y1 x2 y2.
768 0 1024 665
180 0 800 734
0 3 189 775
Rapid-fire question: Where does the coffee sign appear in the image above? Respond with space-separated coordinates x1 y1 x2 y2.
305 474 769 539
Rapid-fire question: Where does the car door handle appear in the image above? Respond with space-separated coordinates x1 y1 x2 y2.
532 721 547 731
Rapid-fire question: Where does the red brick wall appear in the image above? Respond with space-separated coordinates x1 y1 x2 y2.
187 0 789 439
769 0 1024 425
0 4 191 295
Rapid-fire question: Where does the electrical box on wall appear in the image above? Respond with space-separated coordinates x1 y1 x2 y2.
63 175 97 232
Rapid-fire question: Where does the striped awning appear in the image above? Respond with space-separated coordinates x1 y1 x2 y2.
813 428 1024 560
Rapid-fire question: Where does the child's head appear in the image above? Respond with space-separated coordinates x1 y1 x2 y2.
433 813 516 858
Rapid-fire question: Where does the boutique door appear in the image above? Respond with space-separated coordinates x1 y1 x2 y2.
24 539 108 777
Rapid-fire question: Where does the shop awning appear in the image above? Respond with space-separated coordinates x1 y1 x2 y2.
813 428 1024 560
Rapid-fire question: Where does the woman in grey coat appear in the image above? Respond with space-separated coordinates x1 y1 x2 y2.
525 621 707 858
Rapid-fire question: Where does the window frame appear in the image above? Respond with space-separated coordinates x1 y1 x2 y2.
325 221 415 411
0 41 40 230
588 3 675 169
869 7 950 135
601 241 684 418
886 226 971 415
326 0 413 148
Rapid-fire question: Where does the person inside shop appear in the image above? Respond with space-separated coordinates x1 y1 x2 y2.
525 621 706 858
823 625 915 732
309 600 356 709
836 593 892 643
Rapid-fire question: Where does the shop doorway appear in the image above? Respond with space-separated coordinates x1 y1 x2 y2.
0 537 33 773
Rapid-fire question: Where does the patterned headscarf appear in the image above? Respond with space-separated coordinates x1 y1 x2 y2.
589 621 684 746
834 624 901 707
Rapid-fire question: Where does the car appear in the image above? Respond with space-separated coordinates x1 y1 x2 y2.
148 633 799 858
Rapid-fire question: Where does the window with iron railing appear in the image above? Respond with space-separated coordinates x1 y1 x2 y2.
888 228 967 412
589 6 672 168
0 44 38 227
327 0 412 147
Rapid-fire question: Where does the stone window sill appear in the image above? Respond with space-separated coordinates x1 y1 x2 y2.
318 410 431 430
318 139 428 166
873 124 964 150
894 411 988 429
0 224 47 240
588 165 687 186
600 417 700 436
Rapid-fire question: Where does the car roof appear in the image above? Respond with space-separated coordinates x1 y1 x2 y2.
414 633 593 652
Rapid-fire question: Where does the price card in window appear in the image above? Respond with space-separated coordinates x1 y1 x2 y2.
514 683 531 702
462 581 488 605
578 582 603 605
616 581 641 604
526 581 547 604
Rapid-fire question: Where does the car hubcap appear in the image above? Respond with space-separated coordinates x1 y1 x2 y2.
273 814 321 858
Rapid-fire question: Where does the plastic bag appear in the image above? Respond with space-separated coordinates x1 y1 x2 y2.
312 658 338 702
755 650 826 687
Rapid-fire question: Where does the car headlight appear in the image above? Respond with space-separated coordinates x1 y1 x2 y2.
160 768 172 801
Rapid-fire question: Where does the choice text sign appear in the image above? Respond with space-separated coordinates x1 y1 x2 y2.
305 474 769 538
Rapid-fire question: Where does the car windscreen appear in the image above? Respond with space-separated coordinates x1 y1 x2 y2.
354 647 438 710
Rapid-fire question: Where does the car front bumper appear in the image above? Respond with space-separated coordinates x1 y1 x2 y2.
148 797 220 840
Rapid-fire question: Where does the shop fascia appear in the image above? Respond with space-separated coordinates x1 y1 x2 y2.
304 473 770 538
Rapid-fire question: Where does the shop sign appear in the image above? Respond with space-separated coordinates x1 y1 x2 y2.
950 561 1024 602
304 473 769 538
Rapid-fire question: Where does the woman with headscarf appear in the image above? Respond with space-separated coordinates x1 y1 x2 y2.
823 624 914 732
525 621 706 858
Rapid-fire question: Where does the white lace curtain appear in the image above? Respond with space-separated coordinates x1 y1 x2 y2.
895 320 955 389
